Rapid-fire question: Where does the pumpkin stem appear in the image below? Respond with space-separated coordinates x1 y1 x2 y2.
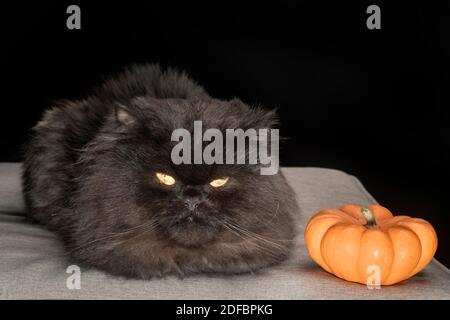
361 207 378 228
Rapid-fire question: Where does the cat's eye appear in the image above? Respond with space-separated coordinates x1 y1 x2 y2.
209 177 229 188
155 172 176 186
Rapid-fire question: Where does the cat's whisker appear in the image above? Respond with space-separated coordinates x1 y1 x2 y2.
225 218 294 243
68 220 159 253
222 222 286 257
100 221 158 236
107 222 161 248
265 201 281 225
226 228 284 251
221 223 280 259
224 220 268 240
224 220 293 249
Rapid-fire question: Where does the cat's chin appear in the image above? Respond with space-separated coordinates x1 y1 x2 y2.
165 219 221 247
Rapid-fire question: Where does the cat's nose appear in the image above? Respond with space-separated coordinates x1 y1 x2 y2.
184 198 201 211
182 186 203 211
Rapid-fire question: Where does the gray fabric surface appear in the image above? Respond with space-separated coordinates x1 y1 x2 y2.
0 162 449 299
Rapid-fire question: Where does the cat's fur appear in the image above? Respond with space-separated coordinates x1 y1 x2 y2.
22 64 299 279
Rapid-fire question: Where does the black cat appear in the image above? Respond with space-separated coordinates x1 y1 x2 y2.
22 64 299 279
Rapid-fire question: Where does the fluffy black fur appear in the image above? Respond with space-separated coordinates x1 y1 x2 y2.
22 64 299 279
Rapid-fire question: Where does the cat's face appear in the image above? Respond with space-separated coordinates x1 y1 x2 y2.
88 96 278 247
142 164 247 246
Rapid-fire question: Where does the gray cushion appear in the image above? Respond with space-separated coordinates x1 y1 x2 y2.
0 162 449 299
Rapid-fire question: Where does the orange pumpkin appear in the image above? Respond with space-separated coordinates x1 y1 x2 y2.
304 204 438 286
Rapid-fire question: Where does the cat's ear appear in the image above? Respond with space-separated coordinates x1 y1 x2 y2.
230 98 278 129
115 104 136 126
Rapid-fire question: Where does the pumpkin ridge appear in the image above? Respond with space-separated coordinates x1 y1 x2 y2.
385 225 422 284
304 212 343 234
380 228 396 284
383 227 400 284
382 215 410 228
350 224 365 283
336 224 365 282
357 227 395 285
304 215 344 272
410 217 433 226
319 223 341 276
397 220 434 278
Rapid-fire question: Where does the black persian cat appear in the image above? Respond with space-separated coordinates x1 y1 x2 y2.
22 64 299 279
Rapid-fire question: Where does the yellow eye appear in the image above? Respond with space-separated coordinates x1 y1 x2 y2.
209 177 229 188
155 172 176 186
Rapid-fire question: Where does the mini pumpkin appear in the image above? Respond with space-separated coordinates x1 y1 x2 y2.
304 204 438 285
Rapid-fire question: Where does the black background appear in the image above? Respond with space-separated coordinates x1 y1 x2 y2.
1 1 449 267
